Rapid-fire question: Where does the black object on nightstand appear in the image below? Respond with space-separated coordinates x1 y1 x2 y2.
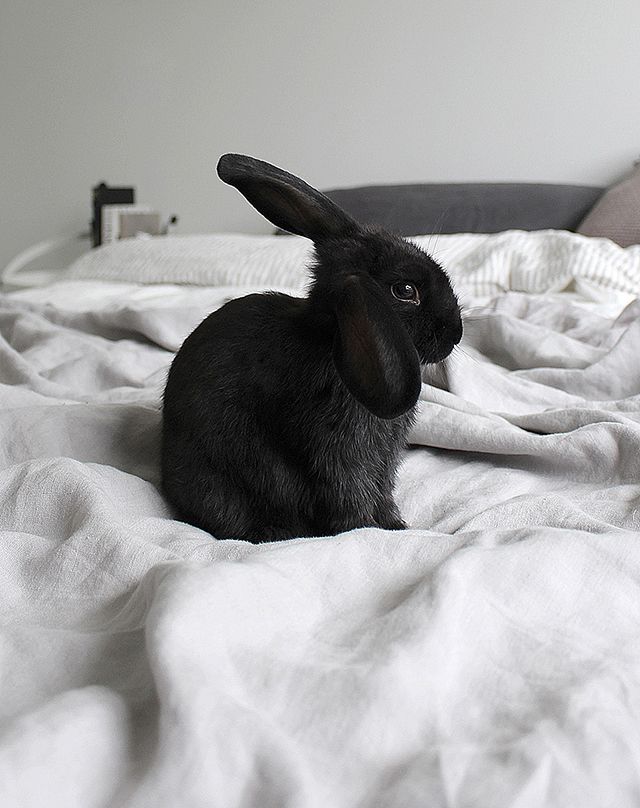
91 182 135 247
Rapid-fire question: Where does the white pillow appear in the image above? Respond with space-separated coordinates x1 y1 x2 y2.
64 230 640 302
65 234 314 290
64 231 488 290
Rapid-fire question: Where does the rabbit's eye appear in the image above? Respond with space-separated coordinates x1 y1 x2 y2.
391 282 420 304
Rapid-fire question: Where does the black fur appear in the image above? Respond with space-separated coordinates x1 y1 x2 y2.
161 154 462 542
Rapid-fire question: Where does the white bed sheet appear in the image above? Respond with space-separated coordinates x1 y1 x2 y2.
2 232 640 807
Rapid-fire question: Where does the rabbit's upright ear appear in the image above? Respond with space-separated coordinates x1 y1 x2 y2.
332 275 422 419
217 154 358 240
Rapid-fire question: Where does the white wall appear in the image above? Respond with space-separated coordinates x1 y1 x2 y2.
2 0 639 271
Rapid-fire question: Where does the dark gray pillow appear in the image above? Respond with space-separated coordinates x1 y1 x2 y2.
324 183 605 236
278 183 604 236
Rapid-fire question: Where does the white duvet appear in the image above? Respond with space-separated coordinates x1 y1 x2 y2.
2 230 640 807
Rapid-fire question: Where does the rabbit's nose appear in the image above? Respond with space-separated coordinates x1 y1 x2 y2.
452 312 463 345
437 310 462 345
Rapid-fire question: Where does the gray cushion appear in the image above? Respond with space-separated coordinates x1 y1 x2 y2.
326 183 606 236
278 183 604 236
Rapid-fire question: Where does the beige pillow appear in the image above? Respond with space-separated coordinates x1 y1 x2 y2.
577 161 640 246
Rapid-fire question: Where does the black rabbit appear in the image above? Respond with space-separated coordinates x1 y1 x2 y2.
161 154 462 542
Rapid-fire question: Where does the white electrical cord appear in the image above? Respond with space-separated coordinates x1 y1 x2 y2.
2 234 89 289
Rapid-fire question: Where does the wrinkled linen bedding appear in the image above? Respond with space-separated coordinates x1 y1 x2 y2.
2 231 640 807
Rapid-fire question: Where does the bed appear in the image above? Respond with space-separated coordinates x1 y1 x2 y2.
2 180 640 807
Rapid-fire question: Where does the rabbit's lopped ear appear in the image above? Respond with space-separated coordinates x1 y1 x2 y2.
217 154 358 240
332 275 422 419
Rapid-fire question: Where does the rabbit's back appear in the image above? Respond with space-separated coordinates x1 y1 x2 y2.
163 293 328 430
162 292 331 539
